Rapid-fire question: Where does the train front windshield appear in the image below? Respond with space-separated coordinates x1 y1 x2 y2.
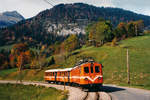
84 67 89 73
95 66 100 73
84 65 100 74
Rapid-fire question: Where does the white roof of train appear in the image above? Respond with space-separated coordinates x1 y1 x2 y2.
45 68 73 72
45 61 97 73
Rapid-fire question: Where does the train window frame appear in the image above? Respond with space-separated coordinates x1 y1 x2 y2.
91 66 93 73
84 67 89 73
79 67 81 74
95 66 100 73
65 72 67 76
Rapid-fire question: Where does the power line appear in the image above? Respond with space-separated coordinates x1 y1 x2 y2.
62 0 74 3
50 0 56 4
44 0 54 7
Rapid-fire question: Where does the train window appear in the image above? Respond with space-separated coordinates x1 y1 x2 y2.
46 73 48 76
91 66 93 73
95 66 100 73
84 67 89 73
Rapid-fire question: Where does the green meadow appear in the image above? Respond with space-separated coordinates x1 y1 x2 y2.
0 83 68 100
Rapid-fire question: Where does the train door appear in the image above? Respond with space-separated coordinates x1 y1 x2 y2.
55 72 57 82
89 63 94 77
68 71 70 83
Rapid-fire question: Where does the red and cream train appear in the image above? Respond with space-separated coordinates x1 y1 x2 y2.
44 59 103 88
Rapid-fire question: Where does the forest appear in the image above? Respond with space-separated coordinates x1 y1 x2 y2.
0 19 146 71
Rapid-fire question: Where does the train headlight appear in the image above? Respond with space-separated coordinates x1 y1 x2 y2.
84 78 88 81
98 77 101 80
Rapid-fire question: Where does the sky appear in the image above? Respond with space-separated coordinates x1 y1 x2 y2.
0 0 150 19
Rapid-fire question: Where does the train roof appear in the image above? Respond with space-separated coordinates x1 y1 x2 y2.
45 59 101 73
45 65 81 73
45 68 73 72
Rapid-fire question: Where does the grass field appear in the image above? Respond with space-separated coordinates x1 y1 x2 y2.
0 83 68 100
0 68 45 81
0 34 150 90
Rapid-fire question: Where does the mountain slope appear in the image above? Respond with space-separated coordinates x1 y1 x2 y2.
0 11 24 28
0 3 150 46
38 3 150 26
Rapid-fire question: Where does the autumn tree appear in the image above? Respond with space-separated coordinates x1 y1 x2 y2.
87 20 114 47
127 22 136 37
88 24 97 46
10 43 32 82
16 52 26 82
133 20 144 36
9 54 16 68
126 20 144 37
0 54 5 69
114 22 127 40
113 20 144 41
85 22 95 40
13 43 29 54
64 34 79 52
32 45 49 70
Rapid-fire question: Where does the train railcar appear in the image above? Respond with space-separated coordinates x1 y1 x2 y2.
44 59 103 88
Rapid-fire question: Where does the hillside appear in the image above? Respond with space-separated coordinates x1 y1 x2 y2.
0 3 150 46
0 34 150 90
0 11 24 28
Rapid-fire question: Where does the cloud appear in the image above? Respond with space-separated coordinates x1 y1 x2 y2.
0 0 51 18
61 0 115 7
112 0 150 16
92 0 115 7
113 0 150 8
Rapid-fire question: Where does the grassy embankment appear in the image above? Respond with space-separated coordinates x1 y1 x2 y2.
0 83 67 100
0 34 150 90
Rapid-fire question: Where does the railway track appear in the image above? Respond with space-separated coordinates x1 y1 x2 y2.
83 92 88 100
82 90 111 100
83 92 100 100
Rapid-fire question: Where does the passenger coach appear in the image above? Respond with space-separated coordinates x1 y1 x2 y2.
44 59 103 88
